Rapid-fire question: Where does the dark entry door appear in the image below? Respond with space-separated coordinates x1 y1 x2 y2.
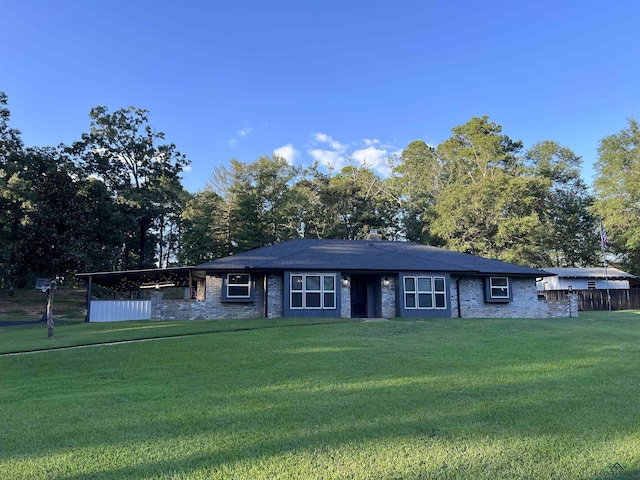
351 275 368 318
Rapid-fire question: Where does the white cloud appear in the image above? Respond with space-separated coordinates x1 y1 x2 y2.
313 132 346 151
274 144 298 165
307 132 399 176
352 146 392 176
228 125 254 147
308 149 347 171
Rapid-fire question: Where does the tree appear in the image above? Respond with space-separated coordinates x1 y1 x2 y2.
524 141 599 267
592 119 640 274
428 116 549 266
0 92 24 290
72 106 190 268
436 115 523 185
387 140 442 243
3 147 98 283
431 172 550 265
178 189 229 265
217 156 300 252
290 163 336 239
323 163 395 239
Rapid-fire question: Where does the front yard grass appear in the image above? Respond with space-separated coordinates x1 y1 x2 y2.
2 311 640 479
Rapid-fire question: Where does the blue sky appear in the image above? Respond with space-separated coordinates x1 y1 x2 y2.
2 1 639 192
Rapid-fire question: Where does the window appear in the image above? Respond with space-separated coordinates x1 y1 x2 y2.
490 277 509 299
227 273 251 298
404 276 446 310
484 276 511 303
290 274 336 309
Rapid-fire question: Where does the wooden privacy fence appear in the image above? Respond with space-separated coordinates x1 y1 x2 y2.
540 289 640 311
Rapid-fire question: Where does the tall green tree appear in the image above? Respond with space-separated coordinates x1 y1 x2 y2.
592 119 640 274
429 116 549 266
524 140 599 267
0 92 24 290
323 163 394 239
388 140 441 243
178 189 229 265
10 148 89 279
72 106 190 269
205 156 300 253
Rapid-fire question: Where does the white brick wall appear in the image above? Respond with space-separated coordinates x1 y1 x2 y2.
381 276 396 318
340 276 351 319
456 277 576 318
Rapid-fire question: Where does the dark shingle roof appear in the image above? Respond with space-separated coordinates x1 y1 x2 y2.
196 239 549 277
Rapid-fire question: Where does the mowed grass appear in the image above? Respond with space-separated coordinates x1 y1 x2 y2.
2 312 640 479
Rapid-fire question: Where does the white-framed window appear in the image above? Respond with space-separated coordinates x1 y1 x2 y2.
290 274 336 309
227 273 251 298
489 277 510 299
404 276 446 310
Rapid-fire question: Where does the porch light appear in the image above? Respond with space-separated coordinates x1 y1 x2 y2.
342 276 349 287
383 277 390 286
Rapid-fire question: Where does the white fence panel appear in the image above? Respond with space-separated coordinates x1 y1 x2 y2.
89 300 151 322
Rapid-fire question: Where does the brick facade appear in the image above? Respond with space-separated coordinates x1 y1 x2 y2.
340 277 351 319
149 273 575 321
381 276 396 318
266 273 283 318
455 277 577 319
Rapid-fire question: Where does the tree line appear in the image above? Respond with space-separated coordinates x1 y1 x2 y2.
1 91 637 291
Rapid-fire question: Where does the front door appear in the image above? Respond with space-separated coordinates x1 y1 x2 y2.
351 275 368 318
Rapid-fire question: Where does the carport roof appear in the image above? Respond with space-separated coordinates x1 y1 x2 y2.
75 267 199 291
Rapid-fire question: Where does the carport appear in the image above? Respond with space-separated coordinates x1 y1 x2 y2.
75 267 204 322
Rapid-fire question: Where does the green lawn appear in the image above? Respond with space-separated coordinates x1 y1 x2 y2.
2 312 640 479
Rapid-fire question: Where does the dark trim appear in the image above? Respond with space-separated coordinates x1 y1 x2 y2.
398 272 451 318
456 274 465 318
221 273 256 303
483 276 513 303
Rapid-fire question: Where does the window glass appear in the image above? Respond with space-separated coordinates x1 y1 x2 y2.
490 277 509 298
228 285 249 297
229 274 249 285
291 292 303 308
418 293 433 308
227 274 250 298
324 276 335 291
404 277 416 292
324 292 335 308
291 275 303 290
405 293 416 308
404 275 447 310
290 274 336 309
417 277 432 292
306 292 321 308
306 276 321 290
